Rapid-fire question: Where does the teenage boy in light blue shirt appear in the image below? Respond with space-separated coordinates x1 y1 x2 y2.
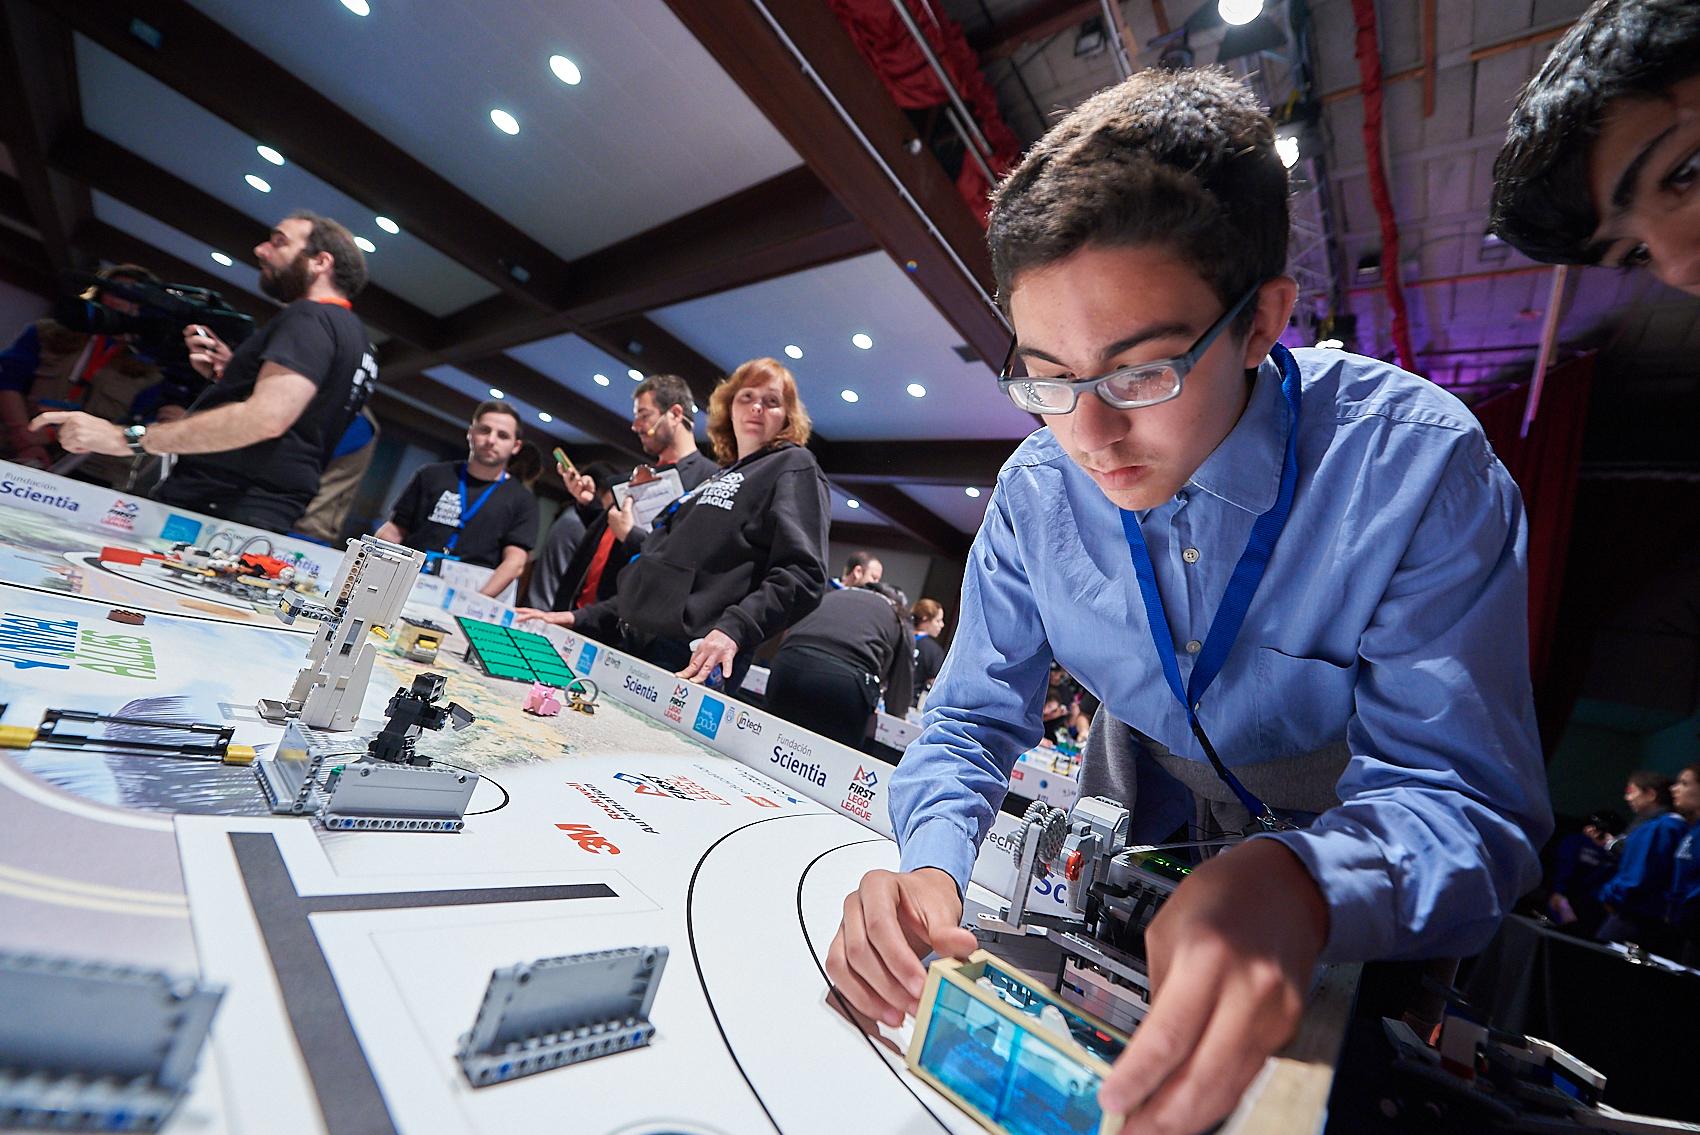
826 67 1551 1134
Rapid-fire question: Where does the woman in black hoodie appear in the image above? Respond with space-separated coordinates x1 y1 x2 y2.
517 357 830 690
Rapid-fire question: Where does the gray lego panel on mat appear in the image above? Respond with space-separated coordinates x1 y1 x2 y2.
457 946 668 1087
0 951 222 1131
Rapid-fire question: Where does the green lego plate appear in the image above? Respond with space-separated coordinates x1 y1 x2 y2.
454 618 577 685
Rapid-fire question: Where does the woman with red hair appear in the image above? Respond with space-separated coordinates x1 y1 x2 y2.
518 358 830 690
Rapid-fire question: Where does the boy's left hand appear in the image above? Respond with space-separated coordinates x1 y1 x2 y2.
1099 838 1328 1133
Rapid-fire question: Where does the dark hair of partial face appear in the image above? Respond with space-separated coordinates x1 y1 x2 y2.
1490 0 1700 264
987 67 1288 339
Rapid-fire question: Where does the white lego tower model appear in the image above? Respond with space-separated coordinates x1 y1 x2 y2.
258 535 425 731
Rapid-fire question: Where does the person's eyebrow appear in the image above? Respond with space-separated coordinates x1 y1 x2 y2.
1611 123 1680 212
1015 321 1195 370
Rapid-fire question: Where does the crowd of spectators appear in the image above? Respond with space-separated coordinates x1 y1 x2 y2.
1545 765 1700 964
0 210 960 744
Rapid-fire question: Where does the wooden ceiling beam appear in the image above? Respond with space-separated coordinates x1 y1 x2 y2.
0 2 91 274
50 0 569 308
814 437 1016 487
665 0 1009 373
379 166 874 382
847 483 971 559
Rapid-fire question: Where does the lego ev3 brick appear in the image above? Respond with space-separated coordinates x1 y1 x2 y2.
0 951 223 1132
457 946 668 1087
321 760 478 822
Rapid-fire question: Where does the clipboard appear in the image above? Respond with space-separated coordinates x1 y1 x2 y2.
611 466 685 532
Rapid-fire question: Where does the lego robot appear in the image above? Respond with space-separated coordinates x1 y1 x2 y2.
367 673 474 767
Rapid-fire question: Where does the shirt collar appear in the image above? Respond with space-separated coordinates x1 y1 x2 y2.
1184 354 1289 515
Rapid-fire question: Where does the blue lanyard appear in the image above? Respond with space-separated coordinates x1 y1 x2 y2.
1119 344 1303 826
444 465 506 554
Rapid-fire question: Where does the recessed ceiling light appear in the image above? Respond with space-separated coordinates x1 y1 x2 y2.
341 0 370 15
593 373 610 386
1218 0 1263 25
538 411 553 423
210 251 233 266
488 388 504 399
964 487 982 498
627 369 643 381
374 215 399 235
851 332 873 350
244 173 271 193
549 55 582 85
783 344 803 360
490 108 520 135
847 499 860 509
906 382 926 398
354 236 376 253
1315 338 1343 350
256 145 284 166
840 389 859 403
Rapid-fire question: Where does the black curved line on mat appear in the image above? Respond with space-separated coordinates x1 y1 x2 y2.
795 838 956 1133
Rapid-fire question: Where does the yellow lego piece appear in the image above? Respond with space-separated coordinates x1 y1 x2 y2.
222 745 258 766
0 725 39 749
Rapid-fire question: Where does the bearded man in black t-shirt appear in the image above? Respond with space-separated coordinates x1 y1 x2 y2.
34 210 376 533
376 400 538 599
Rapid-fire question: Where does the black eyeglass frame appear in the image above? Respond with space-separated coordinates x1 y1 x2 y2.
996 283 1263 415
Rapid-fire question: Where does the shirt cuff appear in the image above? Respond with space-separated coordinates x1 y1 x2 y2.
1252 822 1395 965
897 816 978 897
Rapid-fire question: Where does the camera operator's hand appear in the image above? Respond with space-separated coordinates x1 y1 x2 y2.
183 324 232 380
6 423 51 468
29 411 129 457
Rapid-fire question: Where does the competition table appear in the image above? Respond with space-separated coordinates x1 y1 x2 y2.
0 461 1350 1134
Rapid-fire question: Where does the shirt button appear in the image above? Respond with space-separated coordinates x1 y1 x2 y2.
1182 547 1200 564
1184 639 1202 654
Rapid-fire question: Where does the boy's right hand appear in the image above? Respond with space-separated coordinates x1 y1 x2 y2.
826 867 976 1028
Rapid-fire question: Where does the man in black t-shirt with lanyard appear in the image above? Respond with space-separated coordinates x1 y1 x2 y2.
376 400 538 599
34 210 376 533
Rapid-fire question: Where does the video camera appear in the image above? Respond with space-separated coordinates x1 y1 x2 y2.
54 272 256 376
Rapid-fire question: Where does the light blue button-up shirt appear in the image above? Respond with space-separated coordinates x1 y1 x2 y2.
892 348 1553 963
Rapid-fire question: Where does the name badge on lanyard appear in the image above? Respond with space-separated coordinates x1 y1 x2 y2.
444 465 505 554
1119 343 1304 829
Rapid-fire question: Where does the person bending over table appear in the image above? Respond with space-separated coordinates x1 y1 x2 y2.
516 357 829 690
765 581 915 748
824 68 1551 1135
376 400 538 599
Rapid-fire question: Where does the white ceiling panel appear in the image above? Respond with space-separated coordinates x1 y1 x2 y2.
649 252 1035 442
75 35 498 317
504 332 667 440
421 365 594 445
185 0 800 262
897 483 994 535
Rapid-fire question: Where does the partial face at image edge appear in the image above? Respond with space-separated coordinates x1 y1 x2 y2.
1587 73 1700 295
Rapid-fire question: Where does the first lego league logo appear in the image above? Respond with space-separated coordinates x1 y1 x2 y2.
842 765 879 822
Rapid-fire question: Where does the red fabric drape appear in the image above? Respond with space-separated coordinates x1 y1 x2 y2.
826 0 1021 222
1471 355 1595 701
1349 0 1419 374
